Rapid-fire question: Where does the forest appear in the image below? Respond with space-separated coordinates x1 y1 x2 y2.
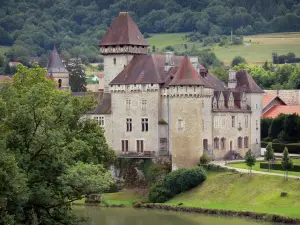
1 0 300 64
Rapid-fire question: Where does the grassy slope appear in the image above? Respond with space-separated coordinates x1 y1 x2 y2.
228 159 300 177
101 189 147 206
147 32 300 65
167 171 300 218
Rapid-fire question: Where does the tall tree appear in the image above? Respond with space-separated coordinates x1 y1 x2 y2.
0 64 115 224
281 147 293 181
231 56 247 67
245 149 256 176
67 58 87 92
264 142 274 171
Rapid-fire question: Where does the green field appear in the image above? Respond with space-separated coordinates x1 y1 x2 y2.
147 32 300 65
167 171 300 218
227 159 300 177
0 46 10 56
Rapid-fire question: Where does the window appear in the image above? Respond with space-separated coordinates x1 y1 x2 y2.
256 120 258 130
256 139 258 144
214 137 219 150
177 119 184 131
58 79 62 88
244 137 249 148
203 139 208 150
121 140 128 152
231 116 235 128
245 116 248 128
238 137 243 149
136 140 144 152
141 99 147 110
160 138 167 151
141 118 148 132
94 116 104 126
126 118 132 132
126 99 131 110
221 138 226 150
113 58 116 65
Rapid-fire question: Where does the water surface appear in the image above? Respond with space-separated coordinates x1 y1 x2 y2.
75 207 279 225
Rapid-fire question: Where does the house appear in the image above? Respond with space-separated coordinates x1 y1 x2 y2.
9 62 21 67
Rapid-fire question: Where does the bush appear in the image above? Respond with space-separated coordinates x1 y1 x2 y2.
148 167 206 203
148 183 172 203
263 137 272 142
146 163 171 187
273 139 280 143
199 153 211 165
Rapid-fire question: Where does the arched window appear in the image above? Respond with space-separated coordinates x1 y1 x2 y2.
203 139 208 151
244 137 249 148
214 137 219 150
58 79 62 88
238 137 243 149
221 138 226 150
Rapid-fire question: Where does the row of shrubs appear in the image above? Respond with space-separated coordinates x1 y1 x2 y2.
260 163 300 172
133 203 300 224
148 167 206 203
261 142 300 154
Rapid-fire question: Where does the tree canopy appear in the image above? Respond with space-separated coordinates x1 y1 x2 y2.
0 64 115 224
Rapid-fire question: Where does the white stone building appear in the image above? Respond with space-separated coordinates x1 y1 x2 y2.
52 12 264 169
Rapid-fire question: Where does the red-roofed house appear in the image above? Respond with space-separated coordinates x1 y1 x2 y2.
0 75 12 82
9 62 21 67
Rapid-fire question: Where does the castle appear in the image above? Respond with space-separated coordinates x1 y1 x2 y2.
47 12 263 170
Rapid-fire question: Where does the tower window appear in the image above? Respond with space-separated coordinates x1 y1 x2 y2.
136 140 144 152
121 140 128 152
126 118 132 132
58 79 62 88
141 118 148 132
113 58 116 65
203 139 208 151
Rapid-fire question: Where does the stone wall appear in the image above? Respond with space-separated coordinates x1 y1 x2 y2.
264 90 300 105
52 72 69 89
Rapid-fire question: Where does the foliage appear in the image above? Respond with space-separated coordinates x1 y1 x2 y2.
261 141 300 154
66 58 87 92
0 65 115 224
272 52 300 64
231 56 247 67
261 118 273 139
281 147 293 180
264 142 275 171
245 149 256 176
145 163 171 187
199 153 211 165
148 167 206 203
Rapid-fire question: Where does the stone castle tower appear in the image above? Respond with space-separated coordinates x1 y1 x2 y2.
168 56 214 169
98 12 148 93
47 46 69 90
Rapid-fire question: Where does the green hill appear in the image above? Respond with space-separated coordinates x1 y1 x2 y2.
167 171 300 218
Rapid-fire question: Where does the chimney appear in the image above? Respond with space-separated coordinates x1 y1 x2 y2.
164 51 174 72
228 70 237 89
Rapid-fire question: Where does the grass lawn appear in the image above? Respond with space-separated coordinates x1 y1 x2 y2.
167 171 300 218
227 159 300 177
0 46 10 56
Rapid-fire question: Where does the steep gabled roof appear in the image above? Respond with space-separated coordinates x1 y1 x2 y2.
205 72 228 91
262 95 286 109
234 70 264 93
99 12 148 47
169 56 212 87
47 46 68 73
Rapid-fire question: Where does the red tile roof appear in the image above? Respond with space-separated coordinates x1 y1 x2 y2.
0 75 12 81
262 105 300 118
169 56 212 87
9 62 21 65
99 12 148 47
262 95 286 108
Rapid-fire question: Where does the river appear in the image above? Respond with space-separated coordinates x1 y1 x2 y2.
75 206 280 225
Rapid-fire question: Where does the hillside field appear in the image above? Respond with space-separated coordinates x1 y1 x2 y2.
147 32 300 65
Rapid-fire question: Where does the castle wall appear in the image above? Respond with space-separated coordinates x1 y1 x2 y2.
202 96 213 156
52 72 69 89
103 55 133 92
110 84 160 155
264 90 300 105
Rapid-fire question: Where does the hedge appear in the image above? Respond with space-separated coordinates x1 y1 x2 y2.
261 142 300 154
260 163 300 172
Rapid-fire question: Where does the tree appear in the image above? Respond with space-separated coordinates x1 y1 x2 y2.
200 153 211 165
281 147 293 181
264 142 274 171
245 149 256 176
0 64 115 224
231 56 247 67
67 58 87 92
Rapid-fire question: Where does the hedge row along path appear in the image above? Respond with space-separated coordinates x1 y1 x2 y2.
213 161 300 179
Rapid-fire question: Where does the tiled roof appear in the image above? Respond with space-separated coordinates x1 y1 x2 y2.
0 75 12 81
204 73 228 91
234 70 264 93
99 12 148 47
262 95 286 108
169 56 212 87
10 62 20 65
262 105 300 118
47 46 68 73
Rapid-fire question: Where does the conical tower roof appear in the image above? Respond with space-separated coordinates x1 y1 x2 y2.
47 46 68 73
169 56 212 87
99 12 148 47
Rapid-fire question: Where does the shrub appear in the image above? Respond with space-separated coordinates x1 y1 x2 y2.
148 183 171 203
273 139 280 143
263 137 272 142
146 163 171 187
199 153 211 165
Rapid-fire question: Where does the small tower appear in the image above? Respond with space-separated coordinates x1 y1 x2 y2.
98 12 148 93
168 56 213 170
47 46 69 90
